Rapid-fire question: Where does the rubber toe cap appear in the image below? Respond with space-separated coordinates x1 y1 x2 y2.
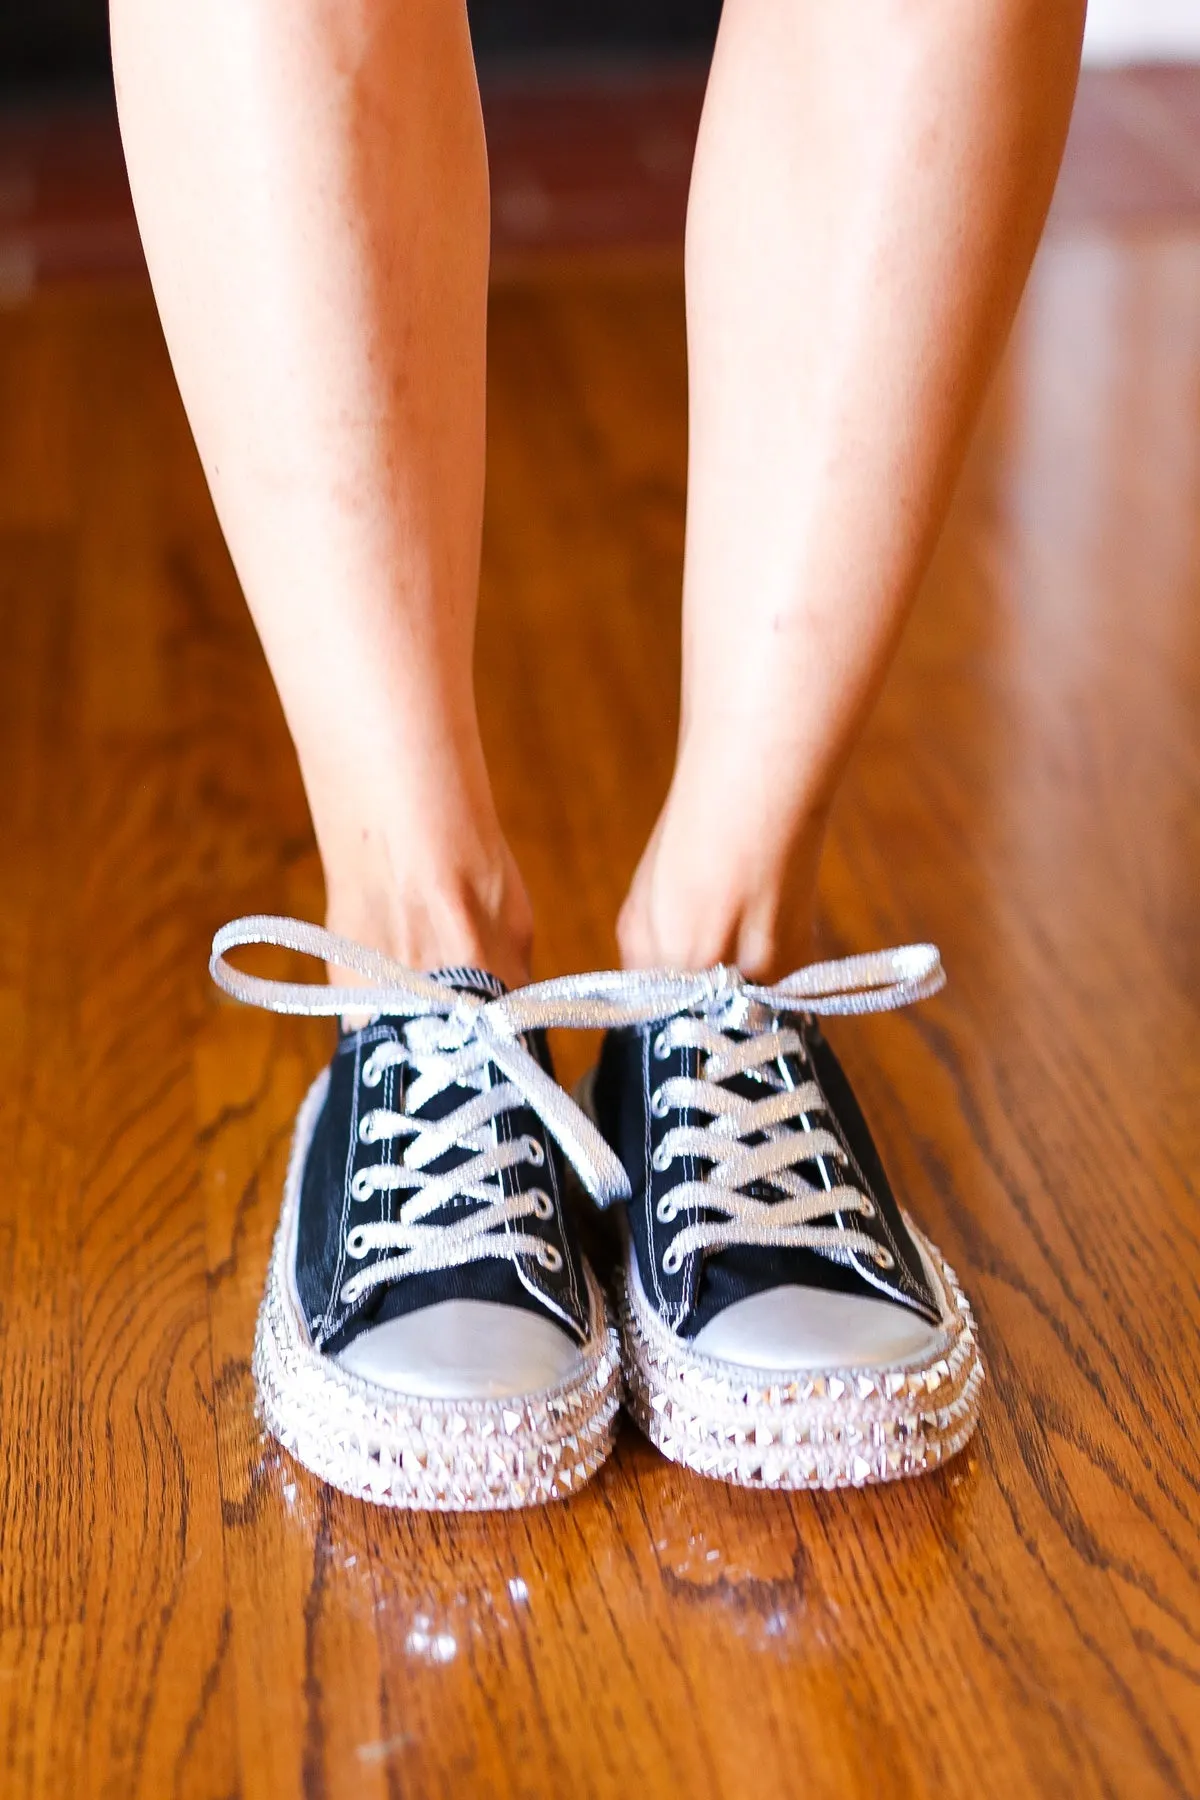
334 1298 584 1400
691 1285 944 1371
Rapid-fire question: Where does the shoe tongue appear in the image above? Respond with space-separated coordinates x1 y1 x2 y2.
338 964 506 1035
706 1031 827 1195
406 965 518 1132
706 1023 788 1102
342 964 517 1135
429 964 508 1001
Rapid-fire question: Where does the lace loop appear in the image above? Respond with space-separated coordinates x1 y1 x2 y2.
210 915 633 1205
211 917 943 1033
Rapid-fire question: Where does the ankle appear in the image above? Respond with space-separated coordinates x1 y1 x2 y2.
324 840 533 990
617 793 826 982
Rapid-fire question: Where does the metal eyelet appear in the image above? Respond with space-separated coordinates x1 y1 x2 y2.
652 1030 670 1061
340 1277 363 1305
350 1169 374 1202
345 1227 369 1260
873 1247 895 1270
661 1245 683 1275
358 1114 378 1143
524 1135 545 1168
651 1143 671 1172
531 1190 554 1221
361 1054 383 1089
655 1197 678 1224
538 1244 563 1273
650 1087 669 1118
858 1198 876 1220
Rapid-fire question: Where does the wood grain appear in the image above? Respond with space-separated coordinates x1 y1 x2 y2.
0 206 1198 1800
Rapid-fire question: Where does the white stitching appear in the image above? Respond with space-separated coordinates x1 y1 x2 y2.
645 1029 669 1314
324 1031 365 1333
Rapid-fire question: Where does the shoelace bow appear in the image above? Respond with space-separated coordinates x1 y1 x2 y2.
210 917 943 1297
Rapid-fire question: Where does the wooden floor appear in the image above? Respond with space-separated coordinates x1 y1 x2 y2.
2 110 1200 1800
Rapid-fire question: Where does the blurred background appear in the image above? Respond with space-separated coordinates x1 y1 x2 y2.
2 0 1199 77
1 1 1199 287
0 0 726 75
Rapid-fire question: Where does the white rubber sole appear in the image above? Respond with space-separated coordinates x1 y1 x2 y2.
252 1071 623 1511
617 1225 984 1490
574 1066 984 1491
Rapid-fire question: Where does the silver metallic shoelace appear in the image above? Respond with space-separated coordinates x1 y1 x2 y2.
333 1018 575 1307
210 917 943 1293
644 1013 883 1276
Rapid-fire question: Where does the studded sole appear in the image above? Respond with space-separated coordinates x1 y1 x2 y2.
616 1228 984 1491
252 1072 623 1512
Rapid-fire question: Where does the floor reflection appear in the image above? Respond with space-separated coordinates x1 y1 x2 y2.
262 1415 982 1666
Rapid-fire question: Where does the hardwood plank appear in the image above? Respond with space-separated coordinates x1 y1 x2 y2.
72 293 242 1800
0 538 85 1634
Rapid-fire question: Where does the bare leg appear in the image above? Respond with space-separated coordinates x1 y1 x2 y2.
619 0 1085 979
111 0 533 985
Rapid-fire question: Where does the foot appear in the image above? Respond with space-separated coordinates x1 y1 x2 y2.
583 947 984 1490
210 917 624 1511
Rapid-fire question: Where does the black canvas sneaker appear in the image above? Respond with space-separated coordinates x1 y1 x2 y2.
210 916 626 1512
578 946 984 1491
